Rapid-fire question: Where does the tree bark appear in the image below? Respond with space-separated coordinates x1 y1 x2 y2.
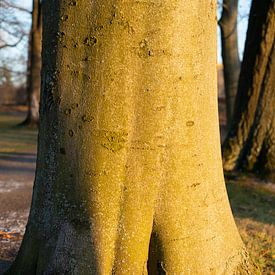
21 0 42 127
219 0 241 128
222 0 275 182
8 1 256 274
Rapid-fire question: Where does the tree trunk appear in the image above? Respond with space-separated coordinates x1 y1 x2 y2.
8 1 256 274
21 0 42 127
222 0 275 182
219 0 241 128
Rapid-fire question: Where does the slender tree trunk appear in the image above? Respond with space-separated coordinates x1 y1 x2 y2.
222 0 275 182
21 0 42 127
8 1 256 274
219 0 241 128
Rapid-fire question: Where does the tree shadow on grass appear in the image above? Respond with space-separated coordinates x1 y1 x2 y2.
0 165 35 175
226 175 275 225
0 151 36 176
0 152 36 164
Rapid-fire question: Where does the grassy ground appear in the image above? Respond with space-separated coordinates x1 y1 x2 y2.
0 111 37 154
0 108 37 274
0 109 274 274
226 176 275 274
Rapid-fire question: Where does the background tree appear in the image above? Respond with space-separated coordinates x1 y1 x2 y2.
8 1 256 274
20 0 42 126
223 0 275 181
219 0 241 128
0 63 27 105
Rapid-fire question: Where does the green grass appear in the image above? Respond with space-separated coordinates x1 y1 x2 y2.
0 112 37 154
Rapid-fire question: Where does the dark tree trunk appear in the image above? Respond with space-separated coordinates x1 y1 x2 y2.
219 0 240 128
222 0 275 182
20 0 42 127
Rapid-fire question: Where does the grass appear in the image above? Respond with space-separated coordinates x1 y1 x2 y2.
0 112 37 154
226 178 275 274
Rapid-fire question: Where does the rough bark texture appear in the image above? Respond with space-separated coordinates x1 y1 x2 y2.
223 0 275 182
219 0 240 128
8 1 257 274
21 0 42 127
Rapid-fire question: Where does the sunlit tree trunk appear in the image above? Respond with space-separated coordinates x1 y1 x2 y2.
219 0 240 128
8 0 256 274
223 0 275 182
21 0 42 126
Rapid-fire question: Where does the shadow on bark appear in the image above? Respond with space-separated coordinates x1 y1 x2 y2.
0 260 11 274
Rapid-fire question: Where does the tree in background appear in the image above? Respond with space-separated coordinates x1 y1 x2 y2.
20 0 42 126
8 1 256 273
0 63 26 105
219 0 241 128
223 0 275 181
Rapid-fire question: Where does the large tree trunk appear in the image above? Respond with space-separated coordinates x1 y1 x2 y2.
222 0 275 182
8 1 256 274
21 0 42 127
219 0 241 128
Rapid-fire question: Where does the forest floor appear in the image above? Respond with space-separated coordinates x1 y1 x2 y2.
0 105 274 274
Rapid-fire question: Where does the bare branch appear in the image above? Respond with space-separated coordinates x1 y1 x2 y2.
0 33 25 49
0 0 31 14
0 66 26 75
1 25 27 37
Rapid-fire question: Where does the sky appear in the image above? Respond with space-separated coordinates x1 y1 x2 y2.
0 0 252 84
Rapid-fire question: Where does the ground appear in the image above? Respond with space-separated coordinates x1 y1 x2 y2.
0 105 274 274
0 106 36 274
